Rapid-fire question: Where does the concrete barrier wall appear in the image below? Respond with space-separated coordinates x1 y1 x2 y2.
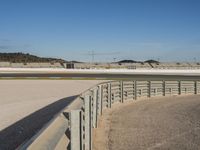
21 80 200 150
0 62 63 68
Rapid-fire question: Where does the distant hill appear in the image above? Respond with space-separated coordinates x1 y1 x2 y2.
117 60 139 63
0 52 66 63
117 59 160 64
69 60 82 63
144 59 160 64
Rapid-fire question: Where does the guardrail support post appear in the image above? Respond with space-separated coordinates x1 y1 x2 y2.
84 95 92 150
121 81 124 103
134 81 137 100
195 81 198 94
98 85 103 115
148 81 151 98
171 88 173 95
93 89 98 128
70 110 81 150
179 81 182 95
163 80 166 96
108 83 112 108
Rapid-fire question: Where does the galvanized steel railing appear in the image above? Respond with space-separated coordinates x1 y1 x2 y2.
22 80 200 150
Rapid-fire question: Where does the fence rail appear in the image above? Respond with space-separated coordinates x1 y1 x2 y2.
22 80 200 150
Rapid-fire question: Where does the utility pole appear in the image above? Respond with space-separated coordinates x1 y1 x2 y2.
91 50 94 63
193 57 197 63
84 51 120 63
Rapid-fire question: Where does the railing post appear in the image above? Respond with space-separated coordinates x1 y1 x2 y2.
121 81 124 103
179 81 182 95
92 89 98 128
84 95 92 150
70 110 81 150
134 81 137 100
148 81 151 98
108 83 112 108
170 88 172 95
163 80 166 96
98 85 103 115
195 81 198 94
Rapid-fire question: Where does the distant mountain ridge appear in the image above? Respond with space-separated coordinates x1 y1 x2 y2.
117 60 139 63
117 59 160 64
0 53 160 64
0 52 66 63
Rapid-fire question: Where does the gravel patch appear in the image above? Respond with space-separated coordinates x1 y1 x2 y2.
94 95 200 150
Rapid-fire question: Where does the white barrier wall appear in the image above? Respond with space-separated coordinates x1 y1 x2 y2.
22 80 200 150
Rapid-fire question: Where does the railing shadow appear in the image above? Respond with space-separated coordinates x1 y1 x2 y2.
0 95 78 150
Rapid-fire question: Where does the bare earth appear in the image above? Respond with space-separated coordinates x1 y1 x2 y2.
0 80 102 130
94 95 200 150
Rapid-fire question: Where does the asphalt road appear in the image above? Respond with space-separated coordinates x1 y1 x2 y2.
1 73 200 80
105 95 200 150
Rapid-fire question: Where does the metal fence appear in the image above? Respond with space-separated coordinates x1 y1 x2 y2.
23 80 200 150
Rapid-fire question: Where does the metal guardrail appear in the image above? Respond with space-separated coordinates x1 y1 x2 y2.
21 80 200 150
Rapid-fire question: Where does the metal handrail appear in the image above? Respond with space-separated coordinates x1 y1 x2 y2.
21 80 200 150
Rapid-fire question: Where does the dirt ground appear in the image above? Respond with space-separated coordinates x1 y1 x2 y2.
0 80 102 130
93 95 200 150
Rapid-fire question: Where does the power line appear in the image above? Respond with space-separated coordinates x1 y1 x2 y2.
83 50 120 63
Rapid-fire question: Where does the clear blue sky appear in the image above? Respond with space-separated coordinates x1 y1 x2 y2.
0 0 200 62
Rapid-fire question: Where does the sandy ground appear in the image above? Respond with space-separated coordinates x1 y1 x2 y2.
94 95 200 150
0 80 102 130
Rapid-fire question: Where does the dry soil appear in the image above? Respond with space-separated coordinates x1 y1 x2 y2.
94 95 200 150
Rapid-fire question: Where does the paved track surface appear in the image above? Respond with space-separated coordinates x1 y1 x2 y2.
1 73 200 80
0 80 102 150
95 95 200 150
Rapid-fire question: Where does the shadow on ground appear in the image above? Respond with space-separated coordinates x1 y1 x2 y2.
0 95 77 150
